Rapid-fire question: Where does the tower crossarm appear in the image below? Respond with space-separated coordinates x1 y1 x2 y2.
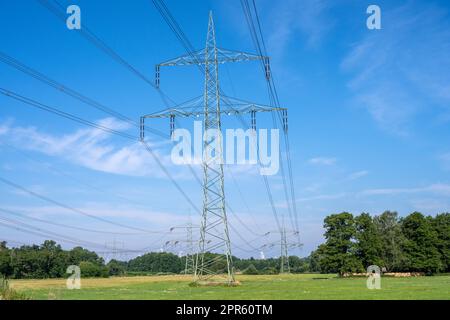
140 96 286 138
155 48 271 88
142 96 285 119
158 48 267 67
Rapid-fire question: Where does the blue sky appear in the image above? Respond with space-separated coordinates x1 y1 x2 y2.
1 0 450 259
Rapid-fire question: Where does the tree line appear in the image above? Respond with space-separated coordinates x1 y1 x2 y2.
0 211 448 279
0 240 309 279
309 211 449 275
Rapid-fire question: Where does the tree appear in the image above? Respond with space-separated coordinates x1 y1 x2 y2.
401 212 443 274
242 264 259 275
127 252 183 274
355 213 383 268
431 213 450 271
68 247 104 266
373 211 407 271
315 213 363 275
0 243 12 277
79 261 109 278
107 259 127 276
40 240 66 278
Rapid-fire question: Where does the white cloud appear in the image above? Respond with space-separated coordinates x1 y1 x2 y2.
0 119 12 136
438 152 450 171
297 192 348 203
360 184 450 197
0 125 9 136
347 170 369 180
308 157 337 166
411 199 450 213
295 183 450 202
3 204 191 227
266 0 333 55
2 118 174 178
342 3 450 135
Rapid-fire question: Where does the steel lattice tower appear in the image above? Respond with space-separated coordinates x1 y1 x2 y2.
141 12 287 285
196 12 234 284
184 219 195 275
260 222 301 274
280 219 291 274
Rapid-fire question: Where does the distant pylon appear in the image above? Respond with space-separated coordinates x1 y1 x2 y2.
184 220 195 275
280 217 290 273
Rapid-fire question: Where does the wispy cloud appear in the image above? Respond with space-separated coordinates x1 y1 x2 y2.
360 184 450 197
2 118 173 178
297 192 348 203
342 3 450 135
347 170 369 180
438 152 450 171
265 0 333 56
296 183 450 203
0 119 12 136
411 198 450 213
308 156 337 166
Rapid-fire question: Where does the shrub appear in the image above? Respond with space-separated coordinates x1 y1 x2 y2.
243 264 259 275
0 277 29 300
79 261 109 278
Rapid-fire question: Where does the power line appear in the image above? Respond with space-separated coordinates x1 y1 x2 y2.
0 87 137 141
0 207 151 236
0 216 130 251
0 175 159 234
0 86 206 226
0 142 164 210
0 51 169 139
150 0 283 237
240 0 299 236
251 0 299 235
36 0 175 108
0 87 208 234
4 2 285 260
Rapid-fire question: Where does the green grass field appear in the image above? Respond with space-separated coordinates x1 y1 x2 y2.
10 274 450 300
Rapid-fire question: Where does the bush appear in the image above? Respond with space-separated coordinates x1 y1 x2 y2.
0 277 29 300
262 267 278 275
79 261 109 278
243 264 259 275
107 260 126 276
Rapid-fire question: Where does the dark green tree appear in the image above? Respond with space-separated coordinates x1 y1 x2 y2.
127 252 182 274
355 213 383 268
373 211 407 271
401 212 443 274
242 264 259 275
315 213 363 275
107 259 127 276
0 242 12 277
79 261 109 278
68 247 104 266
431 213 450 271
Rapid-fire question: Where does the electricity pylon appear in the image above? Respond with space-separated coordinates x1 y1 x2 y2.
104 239 125 262
168 220 198 274
141 12 286 285
280 220 290 274
184 222 195 275
261 221 302 274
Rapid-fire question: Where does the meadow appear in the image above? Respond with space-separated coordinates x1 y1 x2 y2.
10 274 450 300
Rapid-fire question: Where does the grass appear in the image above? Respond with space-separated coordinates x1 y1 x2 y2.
0 278 30 300
9 274 450 300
